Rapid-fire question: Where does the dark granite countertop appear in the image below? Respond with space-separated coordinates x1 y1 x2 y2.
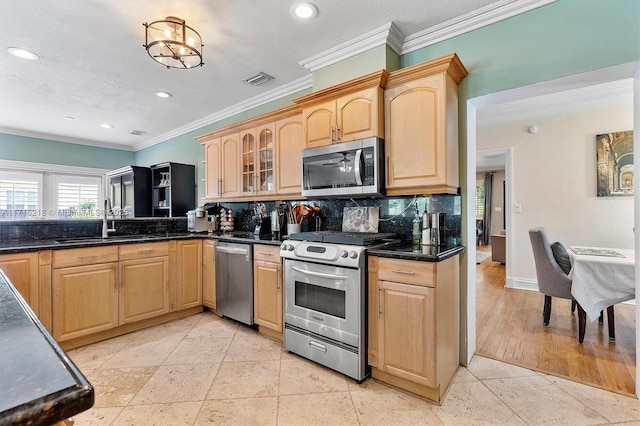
367 243 465 262
0 231 283 254
0 271 94 425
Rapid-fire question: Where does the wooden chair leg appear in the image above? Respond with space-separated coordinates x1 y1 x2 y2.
571 299 576 313
577 303 586 344
543 295 552 327
607 305 615 341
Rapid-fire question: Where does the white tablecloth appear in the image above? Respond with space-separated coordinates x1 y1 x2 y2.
568 247 635 322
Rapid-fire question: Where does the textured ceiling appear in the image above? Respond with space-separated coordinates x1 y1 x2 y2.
0 0 513 151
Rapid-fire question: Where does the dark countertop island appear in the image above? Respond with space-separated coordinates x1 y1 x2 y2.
0 270 94 425
367 243 465 262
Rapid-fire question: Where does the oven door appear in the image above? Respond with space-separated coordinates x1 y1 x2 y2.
284 259 362 347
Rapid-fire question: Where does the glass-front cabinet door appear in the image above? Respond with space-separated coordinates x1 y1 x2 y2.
241 129 256 195
258 125 274 194
240 125 274 196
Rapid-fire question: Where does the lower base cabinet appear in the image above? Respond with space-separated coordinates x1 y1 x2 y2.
52 262 119 342
0 252 39 315
202 240 216 310
253 244 283 341
368 255 460 403
175 240 203 310
119 256 170 324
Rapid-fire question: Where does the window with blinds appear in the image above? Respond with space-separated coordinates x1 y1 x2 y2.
54 175 101 218
0 171 42 219
0 165 104 220
476 185 485 220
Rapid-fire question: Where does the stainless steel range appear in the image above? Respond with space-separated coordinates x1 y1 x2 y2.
280 231 396 382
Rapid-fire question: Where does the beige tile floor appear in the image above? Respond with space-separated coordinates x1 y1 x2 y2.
68 312 640 425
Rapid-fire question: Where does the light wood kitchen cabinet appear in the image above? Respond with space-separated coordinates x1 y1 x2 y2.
202 135 240 199
175 239 202 310
275 115 303 195
240 124 276 196
197 105 303 202
295 72 387 149
253 244 283 341
119 242 170 325
384 53 467 196
368 255 460 403
52 246 119 341
202 240 216 310
0 252 39 314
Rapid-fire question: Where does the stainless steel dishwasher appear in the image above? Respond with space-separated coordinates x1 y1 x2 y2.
215 242 254 325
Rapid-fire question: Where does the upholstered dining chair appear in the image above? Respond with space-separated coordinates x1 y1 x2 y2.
529 227 615 343
528 227 574 327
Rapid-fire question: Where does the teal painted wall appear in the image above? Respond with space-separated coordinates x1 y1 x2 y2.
0 133 134 169
402 0 640 100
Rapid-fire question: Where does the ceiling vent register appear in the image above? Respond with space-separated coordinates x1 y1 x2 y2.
242 72 275 86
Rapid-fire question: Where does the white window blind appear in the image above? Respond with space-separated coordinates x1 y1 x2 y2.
54 175 101 218
0 171 42 219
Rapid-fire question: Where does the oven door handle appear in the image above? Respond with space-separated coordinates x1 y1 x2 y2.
291 266 349 280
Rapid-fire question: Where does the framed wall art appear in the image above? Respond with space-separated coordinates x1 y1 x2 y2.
596 130 634 197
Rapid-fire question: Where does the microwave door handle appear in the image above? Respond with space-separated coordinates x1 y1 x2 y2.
291 266 349 280
354 149 363 186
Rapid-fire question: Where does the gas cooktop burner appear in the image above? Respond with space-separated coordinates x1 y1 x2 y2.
288 231 397 246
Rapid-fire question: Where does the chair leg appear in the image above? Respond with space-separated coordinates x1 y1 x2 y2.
543 295 552 327
607 305 615 341
599 310 604 325
571 299 576 313
577 303 586 344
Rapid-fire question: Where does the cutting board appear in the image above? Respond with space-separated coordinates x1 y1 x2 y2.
342 207 379 233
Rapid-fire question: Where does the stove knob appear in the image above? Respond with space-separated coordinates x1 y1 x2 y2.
280 243 287 251
349 251 358 259
340 249 348 258
287 244 294 251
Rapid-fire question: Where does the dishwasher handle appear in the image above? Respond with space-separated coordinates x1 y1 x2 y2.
216 246 249 255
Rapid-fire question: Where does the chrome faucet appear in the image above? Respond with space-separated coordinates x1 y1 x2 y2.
102 198 116 238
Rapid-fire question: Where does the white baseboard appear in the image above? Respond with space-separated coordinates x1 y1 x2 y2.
508 277 538 291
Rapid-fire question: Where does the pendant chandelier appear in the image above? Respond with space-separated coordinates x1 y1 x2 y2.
143 16 203 69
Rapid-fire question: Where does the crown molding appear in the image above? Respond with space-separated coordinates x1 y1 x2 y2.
132 74 313 151
0 158 109 175
299 22 403 72
401 0 558 54
0 127 134 151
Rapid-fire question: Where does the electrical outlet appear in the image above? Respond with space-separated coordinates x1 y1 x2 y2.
514 203 522 213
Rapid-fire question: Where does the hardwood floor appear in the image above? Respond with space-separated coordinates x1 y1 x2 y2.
475 246 636 396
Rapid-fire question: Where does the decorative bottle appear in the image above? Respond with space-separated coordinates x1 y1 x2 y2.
412 209 421 249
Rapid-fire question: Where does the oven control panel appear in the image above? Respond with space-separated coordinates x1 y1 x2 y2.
280 240 365 268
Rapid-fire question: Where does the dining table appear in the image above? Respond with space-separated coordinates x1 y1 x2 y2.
568 246 635 343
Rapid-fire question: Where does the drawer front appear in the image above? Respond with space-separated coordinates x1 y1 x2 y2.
119 242 170 261
377 257 435 287
53 246 119 268
253 244 281 262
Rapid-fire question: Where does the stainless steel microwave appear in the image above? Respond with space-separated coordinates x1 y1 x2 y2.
301 137 384 198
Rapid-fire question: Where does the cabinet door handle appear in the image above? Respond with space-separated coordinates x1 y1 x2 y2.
259 252 272 256
378 287 382 318
336 126 341 141
78 255 98 261
391 269 416 275
331 126 335 144
138 249 155 254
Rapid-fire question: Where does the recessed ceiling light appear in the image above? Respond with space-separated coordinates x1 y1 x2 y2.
7 47 39 60
290 3 318 20
154 91 172 98
99 123 113 129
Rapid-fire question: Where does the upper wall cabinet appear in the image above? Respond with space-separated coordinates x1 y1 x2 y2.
201 135 240 199
294 70 388 149
384 54 467 196
196 105 302 202
240 124 276 197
